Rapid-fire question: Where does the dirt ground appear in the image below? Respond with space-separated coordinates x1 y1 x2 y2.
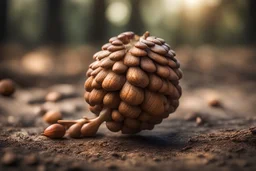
0 46 256 171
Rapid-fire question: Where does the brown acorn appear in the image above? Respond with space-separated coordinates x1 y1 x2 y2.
43 110 62 124
43 124 66 139
58 31 182 137
0 79 15 96
68 123 83 138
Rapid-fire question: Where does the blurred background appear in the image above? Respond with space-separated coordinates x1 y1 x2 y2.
0 0 255 88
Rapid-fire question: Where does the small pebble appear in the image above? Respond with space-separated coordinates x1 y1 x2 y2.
43 110 62 124
196 117 204 126
111 152 120 158
121 154 126 160
60 103 77 115
208 98 222 108
37 164 46 171
41 102 59 111
0 79 15 96
249 126 256 135
2 151 17 165
45 91 62 102
33 106 46 116
107 164 118 170
184 113 199 121
50 84 77 98
153 158 161 162
68 162 82 171
24 154 38 165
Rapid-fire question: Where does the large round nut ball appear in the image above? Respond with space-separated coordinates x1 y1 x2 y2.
84 31 182 134
0 79 16 96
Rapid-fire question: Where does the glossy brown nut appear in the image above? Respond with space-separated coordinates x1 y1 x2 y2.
43 124 66 139
43 110 62 124
0 79 15 96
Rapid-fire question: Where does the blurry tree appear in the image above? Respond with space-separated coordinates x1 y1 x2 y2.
127 0 144 35
201 6 220 44
174 4 186 45
247 0 256 44
0 0 8 43
43 0 64 45
88 0 107 43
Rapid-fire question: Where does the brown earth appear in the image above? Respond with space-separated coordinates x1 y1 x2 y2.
0 46 256 171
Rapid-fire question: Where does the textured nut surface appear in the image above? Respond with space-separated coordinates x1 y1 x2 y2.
84 31 182 134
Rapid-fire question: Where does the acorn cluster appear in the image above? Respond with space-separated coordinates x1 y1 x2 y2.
84 31 182 134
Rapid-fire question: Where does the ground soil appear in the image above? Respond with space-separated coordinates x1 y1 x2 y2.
0 46 256 171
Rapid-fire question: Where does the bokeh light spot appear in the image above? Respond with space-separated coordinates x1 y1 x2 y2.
106 1 130 26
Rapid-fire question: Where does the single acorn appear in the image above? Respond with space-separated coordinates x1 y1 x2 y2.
68 123 83 138
43 124 66 139
58 31 182 137
0 79 15 96
43 110 62 124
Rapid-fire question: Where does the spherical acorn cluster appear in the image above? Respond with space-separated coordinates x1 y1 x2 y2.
84 31 182 134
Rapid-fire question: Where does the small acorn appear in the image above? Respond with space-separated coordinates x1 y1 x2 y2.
68 123 83 138
45 91 62 102
0 79 15 96
43 124 66 139
208 98 222 108
58 31 182 137
43 110 62 124
81 109 111 137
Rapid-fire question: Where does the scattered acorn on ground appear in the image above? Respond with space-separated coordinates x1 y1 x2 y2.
1 151 17 165
208 98 222 108
43 123 66 139
44 31 182 138
43 110 62 124
0 79 16 96
43 118 89 138
45 91 62 102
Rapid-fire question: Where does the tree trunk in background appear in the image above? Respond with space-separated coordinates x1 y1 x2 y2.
127 0 144 35
0 0 8 43
43 0 64 45
247 0 256 44
88 0 106 44
174 4 186 45
201 6 220 44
